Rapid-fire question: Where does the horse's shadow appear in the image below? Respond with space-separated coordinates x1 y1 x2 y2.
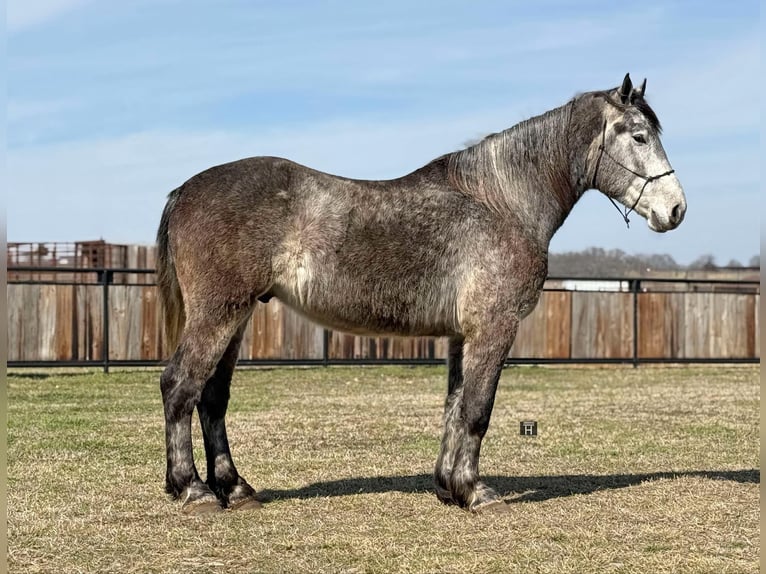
258 469 759 504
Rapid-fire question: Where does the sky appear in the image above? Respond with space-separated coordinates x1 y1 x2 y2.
6 0 761 266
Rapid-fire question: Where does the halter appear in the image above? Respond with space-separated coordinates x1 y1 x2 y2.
590 120 675 228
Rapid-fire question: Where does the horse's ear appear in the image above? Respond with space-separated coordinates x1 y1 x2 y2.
630 78 647 103
618 73 632 104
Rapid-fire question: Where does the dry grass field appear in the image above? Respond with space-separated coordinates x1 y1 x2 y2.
7 365 759 573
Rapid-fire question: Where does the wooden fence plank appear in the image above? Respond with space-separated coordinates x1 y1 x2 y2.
7 285 22 360
127 246 139 284
55 286 75 360
668 293 686 358
23 285 41 360
545 291 571 358
239 315 254 360
86 286 104 360
684 293 712 358
141 286 158 359
638 293 666 357
38 285 57 360
249 300 285 359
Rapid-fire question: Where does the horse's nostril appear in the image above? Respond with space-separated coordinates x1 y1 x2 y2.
671 203 681 222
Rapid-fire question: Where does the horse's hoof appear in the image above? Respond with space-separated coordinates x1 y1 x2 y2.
229 496 263 512
435 486 457 506
472 499 511 514
182 497 223 516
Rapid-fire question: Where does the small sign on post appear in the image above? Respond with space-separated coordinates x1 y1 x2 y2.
520 420 538 436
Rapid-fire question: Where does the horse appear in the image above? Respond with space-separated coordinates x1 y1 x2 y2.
156 73 686 515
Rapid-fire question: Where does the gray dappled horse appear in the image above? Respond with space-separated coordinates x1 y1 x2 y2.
157 74 686 515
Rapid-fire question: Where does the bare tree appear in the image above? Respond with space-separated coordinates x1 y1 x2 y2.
548 248 680 277
688 254 717 270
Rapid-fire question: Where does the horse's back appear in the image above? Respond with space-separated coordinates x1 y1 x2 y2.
162 155 522 337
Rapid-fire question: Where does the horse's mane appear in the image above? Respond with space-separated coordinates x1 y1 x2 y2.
445 98 577 214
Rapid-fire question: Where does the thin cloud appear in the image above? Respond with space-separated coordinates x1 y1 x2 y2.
650 34 759 139
7 0 94 32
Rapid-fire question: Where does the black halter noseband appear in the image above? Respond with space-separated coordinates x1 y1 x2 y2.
590 120 675 228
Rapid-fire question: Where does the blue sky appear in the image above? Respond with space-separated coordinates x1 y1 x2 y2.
6 0 760 265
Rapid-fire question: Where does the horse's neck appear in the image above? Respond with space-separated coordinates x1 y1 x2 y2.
448 103 584 249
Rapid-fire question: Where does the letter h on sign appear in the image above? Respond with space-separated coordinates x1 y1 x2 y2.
520 420 538 436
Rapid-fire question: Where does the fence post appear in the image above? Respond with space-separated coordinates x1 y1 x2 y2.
631 278 640 368
99 269 113 373
322 329 330 367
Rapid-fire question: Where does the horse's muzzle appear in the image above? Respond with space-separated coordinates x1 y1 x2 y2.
648 199 686 232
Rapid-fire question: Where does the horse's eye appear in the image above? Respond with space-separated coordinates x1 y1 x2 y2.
633 134 647 144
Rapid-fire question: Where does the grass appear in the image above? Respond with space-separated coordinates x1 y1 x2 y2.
6 365 760 574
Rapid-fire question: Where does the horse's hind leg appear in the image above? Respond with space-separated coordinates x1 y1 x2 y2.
434 317 518 512
197 322 261 511
160 308 252 515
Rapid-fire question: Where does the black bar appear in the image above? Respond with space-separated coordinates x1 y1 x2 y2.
6 266 759 286
8 280 161 287
8 360 165 368
7 356 759 369
99 269 113 373
632 279 640 368
322 330 330 367
9 266 156 274
545 275 757 285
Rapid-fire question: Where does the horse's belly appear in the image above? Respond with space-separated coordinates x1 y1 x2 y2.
270 271 458 337
269 202 461 336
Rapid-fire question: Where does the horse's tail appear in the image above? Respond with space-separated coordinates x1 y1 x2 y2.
156 188 186 355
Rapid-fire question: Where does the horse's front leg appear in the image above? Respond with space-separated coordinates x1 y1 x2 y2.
434 336 464 505
434 316 518 511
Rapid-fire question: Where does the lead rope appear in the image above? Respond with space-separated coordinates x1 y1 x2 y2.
590 120 675 229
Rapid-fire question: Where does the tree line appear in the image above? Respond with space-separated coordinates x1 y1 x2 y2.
548 248 759 277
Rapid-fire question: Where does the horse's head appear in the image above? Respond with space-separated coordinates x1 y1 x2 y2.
590 73 686 232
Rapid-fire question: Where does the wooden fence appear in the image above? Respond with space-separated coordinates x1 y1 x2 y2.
7 277 760 365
